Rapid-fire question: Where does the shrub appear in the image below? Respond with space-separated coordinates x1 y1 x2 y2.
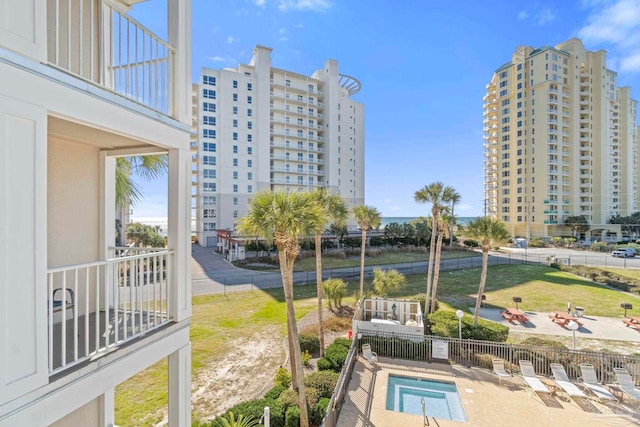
314 397 331 425
528 238 547 248
305 370 340 398
324 344 349 370
373 268 406 297
322 316 352 331
284 406 300 427
323 278 347 309
216 399 284 427
276 389 299 410
301 350 312 368
316 357 335 371
264 384 287 400
331 337 352 349
298 333 320 354
463 239 479 248
274 367 292 388
428 310 509 342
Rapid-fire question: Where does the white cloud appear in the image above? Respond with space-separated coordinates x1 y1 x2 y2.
207 56 225 62
280 36 289 41
279 28 287 34
226 36 238 44
577 0 640 74
534 8 556 25
278 0 332 12
254 0 266 6
295 23 304 29
517 10 529 20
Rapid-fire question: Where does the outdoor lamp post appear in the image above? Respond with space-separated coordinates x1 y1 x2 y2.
567 320 579 350
456 310 464 340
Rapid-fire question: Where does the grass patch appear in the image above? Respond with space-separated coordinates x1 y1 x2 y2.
598 267 640 281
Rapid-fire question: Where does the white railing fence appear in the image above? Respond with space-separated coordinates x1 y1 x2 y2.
47 0 174 114
47 251 172 374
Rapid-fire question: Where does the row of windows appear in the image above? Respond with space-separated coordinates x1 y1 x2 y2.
202 183 254 194
232 80 252 91
203 76 216 86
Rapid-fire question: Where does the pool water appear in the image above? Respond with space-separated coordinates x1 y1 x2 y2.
385 375 467 422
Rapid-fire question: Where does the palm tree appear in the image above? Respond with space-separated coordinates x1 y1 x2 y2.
238 191 322 427
352 205 381 299
448 191 461 246
115 155 168 208
414 182 458 317
464 216 510 326
310 189 349 357
430 211 452 313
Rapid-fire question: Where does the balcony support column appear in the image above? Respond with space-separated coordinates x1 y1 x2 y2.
168 343 191 427
98 388 115 427
168 0 192 123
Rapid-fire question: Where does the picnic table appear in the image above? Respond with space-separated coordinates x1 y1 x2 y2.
501 307 529 323
622 316 640 331
548 311 583 328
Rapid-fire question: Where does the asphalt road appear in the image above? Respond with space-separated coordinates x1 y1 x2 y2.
190 245 640 296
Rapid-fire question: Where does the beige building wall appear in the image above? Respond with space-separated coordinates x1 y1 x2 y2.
484 38 640 241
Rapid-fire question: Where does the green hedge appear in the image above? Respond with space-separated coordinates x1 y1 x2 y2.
304 371 339 399
428 310 509 342
264 384 287 400
214 398 284 427
298 333 320 354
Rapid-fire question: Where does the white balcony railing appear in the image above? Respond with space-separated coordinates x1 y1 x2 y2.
47 250 173 374
48 0 174 115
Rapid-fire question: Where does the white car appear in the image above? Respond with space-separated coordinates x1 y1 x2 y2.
612 248 636 258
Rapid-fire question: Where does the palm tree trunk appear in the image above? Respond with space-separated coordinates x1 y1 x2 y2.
449 204 455 247
425 215 438 317
430 232 444 313
359 229 367 299
473 249 489 326
279 249 298 389
284 252 309 427
315 230 325 357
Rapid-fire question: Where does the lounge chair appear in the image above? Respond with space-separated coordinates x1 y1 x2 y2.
579 363 617 402
492 358 512 385
519 360 551 396
550 363 587 399
362 343 378 363
613 368 640 401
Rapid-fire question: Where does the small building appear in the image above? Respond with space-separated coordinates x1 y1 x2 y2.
353 298 424 336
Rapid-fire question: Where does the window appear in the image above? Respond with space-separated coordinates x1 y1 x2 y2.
499 71 508 78
309 131 315 138
297 95 303 102
308 84 314 92
203 195 216 205
203 182 216 192
203 75 216 85
203 89 216 99
297 153 303 161
499 89 507 97
247 96 252 104
233 119 238 128
233 80 238 88
297 130 303 137
309 120 314 127
247 108 252 117
233 93 238 102
203 129 216 139
233 197 238 205
203 116 216 126
233 132 238 141
309 154 314 162
308 97 314 104
247 172 252 180
297 118 303 125
233 184 238 193
309 142 314 150
308 108 314 116
203 222 216 232
247 185 253 193
297 176 303 184
233 171 238 180
233 106 238 115
203 208 216 218
297 164 303 172
203 142 216 152
233 210 238 219
233 145 238 153
247 121 252 129
247 159 252 167
233 158 238 167
247 147 252 155
203 169 216 179
247 83 252 91
286 79 291 87
247 134 252 142
203 102 216 112
203 155 216 165
297 106 303 113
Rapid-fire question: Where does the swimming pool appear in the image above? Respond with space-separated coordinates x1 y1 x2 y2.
385 375 467 422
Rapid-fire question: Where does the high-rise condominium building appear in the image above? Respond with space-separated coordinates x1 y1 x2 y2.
484 38 640 241
193 46 365 247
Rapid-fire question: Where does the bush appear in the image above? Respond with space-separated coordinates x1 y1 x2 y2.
301 350 312 368
324 344 349 370
323 278 347 309
331 337 352 349
373 268 406 297
528 238 548 248
298 333 320 354
313 397 331 425
274 367 292 388
305 370 340 398
284 406 300 427
215 399 284 427
428 310 509 342
316 357 335 371
277 389 299 410
264 384 287 400
463 239 479 248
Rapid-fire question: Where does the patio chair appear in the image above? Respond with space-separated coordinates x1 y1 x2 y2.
519 360 551 396
613 368 640 402
550 363 587 399
578 363 617 402
492 358 512 385
50 288 75 317
361 343 378 363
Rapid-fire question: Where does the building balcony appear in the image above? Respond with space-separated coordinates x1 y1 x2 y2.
48 248 173 375
47 0 181 117
544 220 559 224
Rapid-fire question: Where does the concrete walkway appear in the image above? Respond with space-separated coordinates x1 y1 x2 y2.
478 307 640 342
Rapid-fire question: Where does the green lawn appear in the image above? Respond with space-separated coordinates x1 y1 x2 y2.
292 249 479 271
599 267 640 281
115 263 640 424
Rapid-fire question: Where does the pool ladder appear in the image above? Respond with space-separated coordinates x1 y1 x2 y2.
421 398 439 427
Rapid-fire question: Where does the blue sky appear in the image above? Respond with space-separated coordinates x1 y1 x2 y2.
130 0 640 218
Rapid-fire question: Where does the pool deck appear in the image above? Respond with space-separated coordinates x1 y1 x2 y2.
337 357 640 426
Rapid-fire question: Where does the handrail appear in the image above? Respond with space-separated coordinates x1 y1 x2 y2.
48 250 173 273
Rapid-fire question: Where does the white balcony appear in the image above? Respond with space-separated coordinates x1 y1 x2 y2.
48 249 172 375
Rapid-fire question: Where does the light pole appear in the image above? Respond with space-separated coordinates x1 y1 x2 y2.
567 320 579 350
456 310 464 340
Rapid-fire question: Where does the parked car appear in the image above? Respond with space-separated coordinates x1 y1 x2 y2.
612 248 636 258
